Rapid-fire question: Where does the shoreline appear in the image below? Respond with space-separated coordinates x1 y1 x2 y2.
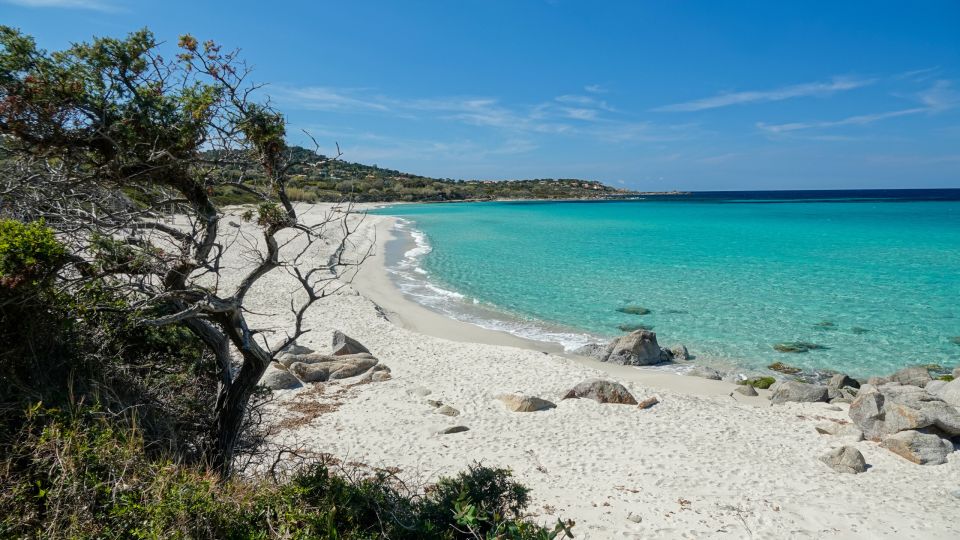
352 213 770 400
253 203 959 539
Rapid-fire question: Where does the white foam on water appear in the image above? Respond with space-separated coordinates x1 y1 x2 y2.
386 219 599 351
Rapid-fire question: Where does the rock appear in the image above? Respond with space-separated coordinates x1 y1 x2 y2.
849 384 960 440
773 342 828 353
768 362 802 375
867 376 891 386
435 405 460 417
687 366 721 380
617 323 653 332
563 379 638 405
926 380 948 394
735 385 758 397
278 351 375 369
828 373 860 391
637 396 660 409
331 330 371 356
741 376 777 390
357 364 392 383
571 342 608 359
771 381 829 404
819 445 867 474
616 306 651 315
288 353 378 383
627 513 642 523
496 394 557 412
605 330 664 366
851 326 870 335
669 344 690 361
814 321 836 329
880 430 954 465
437 425 469 435
278 341 315 357
890 366 933 388
938 378 960 408
260 364 303 390
954 365 960 378
426 399 443 408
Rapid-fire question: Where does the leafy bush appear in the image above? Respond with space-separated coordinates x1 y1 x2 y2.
0 219 64 288
0 407 572 539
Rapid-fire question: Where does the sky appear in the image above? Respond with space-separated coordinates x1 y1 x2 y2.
2 1 959 190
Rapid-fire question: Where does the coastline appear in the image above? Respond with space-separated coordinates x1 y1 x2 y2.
352 213 762 399
251 203 959 539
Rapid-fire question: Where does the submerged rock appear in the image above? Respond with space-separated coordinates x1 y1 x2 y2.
814 321 837 330
768 362 802 375
563 379 638 405
850 326 870 335
616 306 651 315
617 323 653 332
739 376 777 390
771 381 829 404
819 445 867 474
950 336 960 346
773 342 829 353
880 430 954 465
668 344 690 361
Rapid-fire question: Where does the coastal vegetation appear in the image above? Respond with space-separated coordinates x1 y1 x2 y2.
212 146 629 205
0 27 569 538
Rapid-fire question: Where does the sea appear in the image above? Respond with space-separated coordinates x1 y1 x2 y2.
371 189 960 377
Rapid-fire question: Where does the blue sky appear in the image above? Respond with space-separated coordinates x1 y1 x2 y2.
2 0 959 190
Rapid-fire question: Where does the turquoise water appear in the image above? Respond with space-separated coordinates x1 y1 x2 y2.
373 196 960 377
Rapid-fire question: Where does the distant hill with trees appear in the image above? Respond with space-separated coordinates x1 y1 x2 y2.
213 145 633 204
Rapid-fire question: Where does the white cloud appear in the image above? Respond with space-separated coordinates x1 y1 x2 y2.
652 77 872 112
757 81 958 135
584 84 607 94
3 0 119 11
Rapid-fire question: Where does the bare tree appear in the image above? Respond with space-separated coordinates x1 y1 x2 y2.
0 27 369 475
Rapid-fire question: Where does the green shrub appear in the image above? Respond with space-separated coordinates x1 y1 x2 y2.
1 407 572 539
0 219 64 288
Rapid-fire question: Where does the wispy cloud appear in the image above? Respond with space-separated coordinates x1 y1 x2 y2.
3 0 120 11
652 76 872 112
757 81 959 134
584 84 607 94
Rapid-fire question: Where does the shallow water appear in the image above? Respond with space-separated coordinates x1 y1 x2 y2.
373 191 960 377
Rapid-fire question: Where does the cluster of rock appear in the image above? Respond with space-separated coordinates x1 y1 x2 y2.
260 331 391 390
848 367 960 465
574 329 688 366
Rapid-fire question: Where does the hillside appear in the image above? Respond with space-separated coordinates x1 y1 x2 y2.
214 146 633 204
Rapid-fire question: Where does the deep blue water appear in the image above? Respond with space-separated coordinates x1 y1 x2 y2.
373 190 960 377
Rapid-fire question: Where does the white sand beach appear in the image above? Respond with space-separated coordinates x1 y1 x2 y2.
235 203 959 539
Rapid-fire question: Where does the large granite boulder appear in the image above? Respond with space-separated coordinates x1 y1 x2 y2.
562 379 638 405
819 445 867 474
496 394 557 412
880 430 954 465
890 366 933 388
605 330 664 366
937 378 960 408
572 342 609 358
849 384 960 440
331 331 371 356
770 381 829 404
828 373 860 391
289 353 378 383
260 363 303 390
